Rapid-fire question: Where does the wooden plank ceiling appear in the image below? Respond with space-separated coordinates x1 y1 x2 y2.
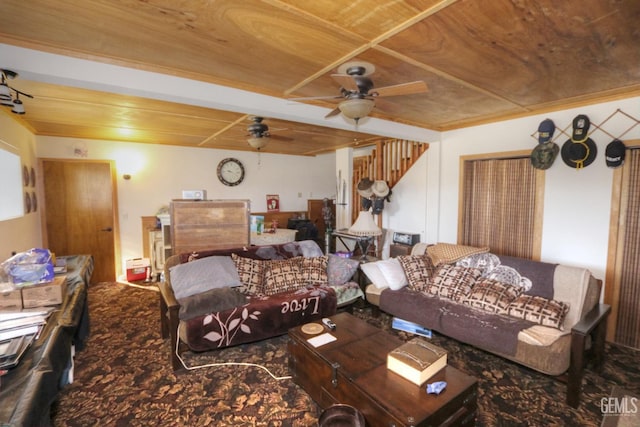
0 0 639 155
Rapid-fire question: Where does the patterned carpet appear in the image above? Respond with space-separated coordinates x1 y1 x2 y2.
51 282 640 426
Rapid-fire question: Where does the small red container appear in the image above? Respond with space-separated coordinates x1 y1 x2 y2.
126 258 150 281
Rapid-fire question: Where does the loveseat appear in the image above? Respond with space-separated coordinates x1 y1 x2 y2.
158 240 363 370
363 243 610 408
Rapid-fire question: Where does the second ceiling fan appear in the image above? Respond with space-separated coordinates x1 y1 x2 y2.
246 116 292 150
294 61 428 123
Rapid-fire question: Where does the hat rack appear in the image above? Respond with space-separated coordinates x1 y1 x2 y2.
530 108 639 144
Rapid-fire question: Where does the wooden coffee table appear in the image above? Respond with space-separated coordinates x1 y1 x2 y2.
288 312 477 427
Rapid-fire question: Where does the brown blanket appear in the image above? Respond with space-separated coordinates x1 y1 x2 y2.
438 302 534 356
380 288 534 356
498 255 557 299
182 284 336 352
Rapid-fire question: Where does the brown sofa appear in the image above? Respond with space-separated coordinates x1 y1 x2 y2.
364 243 610 408
158 240 363 370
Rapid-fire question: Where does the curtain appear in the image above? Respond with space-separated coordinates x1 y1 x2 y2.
614 148 640 348
461 157 537 258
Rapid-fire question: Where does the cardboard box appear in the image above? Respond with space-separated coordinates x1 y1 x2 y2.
0 288 23 309
21 275 67 308
126 258 150 281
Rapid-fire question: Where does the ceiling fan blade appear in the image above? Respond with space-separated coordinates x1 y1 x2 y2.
330 74 359 92
324 107 342 119
289 95 343 101
370 81 428 97
269 134 294 142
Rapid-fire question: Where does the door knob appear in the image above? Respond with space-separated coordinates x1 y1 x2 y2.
101 227 113 232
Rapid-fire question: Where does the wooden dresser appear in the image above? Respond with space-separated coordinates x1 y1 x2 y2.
169 199 250 255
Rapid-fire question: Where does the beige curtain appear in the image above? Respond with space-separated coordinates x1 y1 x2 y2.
461 157 537 258
614 148 640 348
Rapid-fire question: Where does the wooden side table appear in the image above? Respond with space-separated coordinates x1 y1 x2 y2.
390 243 414 257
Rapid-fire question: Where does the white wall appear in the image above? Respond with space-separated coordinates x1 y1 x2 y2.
0 114 41 259
393 97 640 283
35 136 337 272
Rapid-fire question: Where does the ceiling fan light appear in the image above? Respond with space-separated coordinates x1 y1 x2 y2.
247 136 269 150
11 98 25 114
338 98 374 121
0 97 14 107
0 83 11 100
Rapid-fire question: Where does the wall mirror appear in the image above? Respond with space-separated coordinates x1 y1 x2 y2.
0 139 25 220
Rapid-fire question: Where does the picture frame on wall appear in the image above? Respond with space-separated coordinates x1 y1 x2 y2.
266 194 280 212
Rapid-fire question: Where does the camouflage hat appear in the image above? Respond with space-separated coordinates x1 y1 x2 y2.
530 141 559 170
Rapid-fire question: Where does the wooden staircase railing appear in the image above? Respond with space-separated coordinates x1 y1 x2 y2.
352 139 428 222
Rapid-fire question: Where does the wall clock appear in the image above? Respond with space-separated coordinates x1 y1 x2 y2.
217 158 245 186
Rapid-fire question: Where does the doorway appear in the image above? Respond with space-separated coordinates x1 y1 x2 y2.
39 159 119 283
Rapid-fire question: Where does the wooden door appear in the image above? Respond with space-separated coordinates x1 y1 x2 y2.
40 159 118 283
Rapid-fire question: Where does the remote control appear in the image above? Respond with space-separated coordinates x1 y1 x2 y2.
322 317 337 330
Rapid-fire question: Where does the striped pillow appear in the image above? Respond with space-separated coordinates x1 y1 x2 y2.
507 295 569 330
262 258 305 296
427 264 482 302
463 278 522 314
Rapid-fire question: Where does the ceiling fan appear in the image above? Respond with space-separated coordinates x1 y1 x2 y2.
292 61 428 123
246 116 292 150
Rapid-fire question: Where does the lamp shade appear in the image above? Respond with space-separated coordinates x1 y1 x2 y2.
338 98 374 120
247 137 269 150
348 210 381 236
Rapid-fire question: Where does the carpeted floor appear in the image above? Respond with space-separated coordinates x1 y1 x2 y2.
51 282 640 426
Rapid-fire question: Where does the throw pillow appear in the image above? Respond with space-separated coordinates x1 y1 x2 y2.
427 243 490 266
327 254 359 286
232 253 265 296
486 265 533 293
507 295 570 330
456 252 501 276
178 287 248 320
397 255 436 292
262 257 306 296
376 258 408 291
463 278 523 314
300 256 328 285
360 261 389 289
169 255 242 300
427 264 482 302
